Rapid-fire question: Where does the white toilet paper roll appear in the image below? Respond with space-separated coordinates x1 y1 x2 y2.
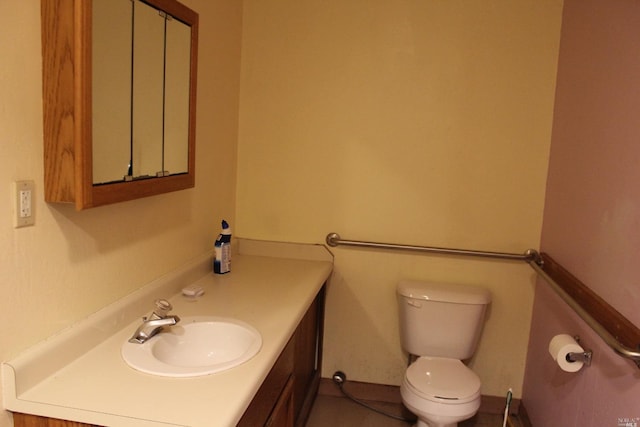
548 334 585 372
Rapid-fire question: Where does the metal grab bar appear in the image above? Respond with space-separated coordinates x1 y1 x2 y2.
529 260 640 368
325 232 543 265
325 232 640 369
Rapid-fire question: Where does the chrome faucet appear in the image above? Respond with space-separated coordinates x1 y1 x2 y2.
128 299 180 344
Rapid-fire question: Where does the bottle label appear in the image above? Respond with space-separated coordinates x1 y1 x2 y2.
214 242 231 274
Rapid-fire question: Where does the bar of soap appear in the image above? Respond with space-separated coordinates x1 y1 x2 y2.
182 284 204 297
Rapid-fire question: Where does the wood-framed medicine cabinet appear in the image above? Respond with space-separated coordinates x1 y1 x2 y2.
41 0 198 210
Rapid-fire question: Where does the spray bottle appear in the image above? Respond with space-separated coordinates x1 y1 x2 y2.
213 220 232 274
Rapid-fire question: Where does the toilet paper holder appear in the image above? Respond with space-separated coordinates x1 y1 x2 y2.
566 336 593 366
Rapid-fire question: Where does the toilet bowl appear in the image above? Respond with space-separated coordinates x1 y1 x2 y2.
400 357 481 427
396 280 491 427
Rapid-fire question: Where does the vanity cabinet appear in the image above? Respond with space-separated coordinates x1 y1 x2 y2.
13 285 326 427
238 284 325 427
12 415 92 427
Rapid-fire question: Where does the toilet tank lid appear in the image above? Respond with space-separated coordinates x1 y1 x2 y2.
397 280 491 304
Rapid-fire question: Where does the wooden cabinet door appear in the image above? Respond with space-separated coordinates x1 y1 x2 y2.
265 375 294 427
13 413 97 427
237 338 295 427
293 286 325 426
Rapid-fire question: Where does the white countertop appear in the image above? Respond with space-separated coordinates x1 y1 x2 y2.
2 240 333 427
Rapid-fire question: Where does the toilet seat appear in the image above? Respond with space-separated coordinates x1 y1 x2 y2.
405 356 481 404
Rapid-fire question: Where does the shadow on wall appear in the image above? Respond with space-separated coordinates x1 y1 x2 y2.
46 189 196 262
323 262 408 384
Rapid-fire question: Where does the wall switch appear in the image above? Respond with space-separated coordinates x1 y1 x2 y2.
13 180 35 228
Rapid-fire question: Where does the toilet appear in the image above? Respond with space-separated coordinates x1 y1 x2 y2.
397 280 491 427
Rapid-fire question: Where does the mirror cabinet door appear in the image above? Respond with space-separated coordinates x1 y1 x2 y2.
92 0 132 184
164 17 192 176
132 0 166 180
92 0 194 184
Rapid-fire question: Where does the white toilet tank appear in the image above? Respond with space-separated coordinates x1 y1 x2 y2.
397 280 491 360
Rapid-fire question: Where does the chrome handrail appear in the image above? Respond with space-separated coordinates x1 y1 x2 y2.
325 232 543 265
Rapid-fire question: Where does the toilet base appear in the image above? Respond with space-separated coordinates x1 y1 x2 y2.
413 420 458 427
413 420 457 427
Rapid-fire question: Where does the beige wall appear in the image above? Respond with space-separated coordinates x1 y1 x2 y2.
0 1 564 424
237 0 562 397
0 1 242 426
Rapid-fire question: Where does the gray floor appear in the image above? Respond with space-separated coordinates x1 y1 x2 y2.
306 394 509 427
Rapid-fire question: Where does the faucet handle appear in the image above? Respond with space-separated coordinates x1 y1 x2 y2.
152 299 173 318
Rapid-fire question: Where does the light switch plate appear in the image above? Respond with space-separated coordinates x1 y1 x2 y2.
13 180 35 228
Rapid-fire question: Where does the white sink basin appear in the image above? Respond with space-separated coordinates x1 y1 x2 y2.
121 316 262 377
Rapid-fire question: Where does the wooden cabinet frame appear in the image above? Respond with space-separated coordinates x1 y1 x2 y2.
41 0 198 210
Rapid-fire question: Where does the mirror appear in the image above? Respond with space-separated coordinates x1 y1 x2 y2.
92 0 192 184
41 0 198 209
